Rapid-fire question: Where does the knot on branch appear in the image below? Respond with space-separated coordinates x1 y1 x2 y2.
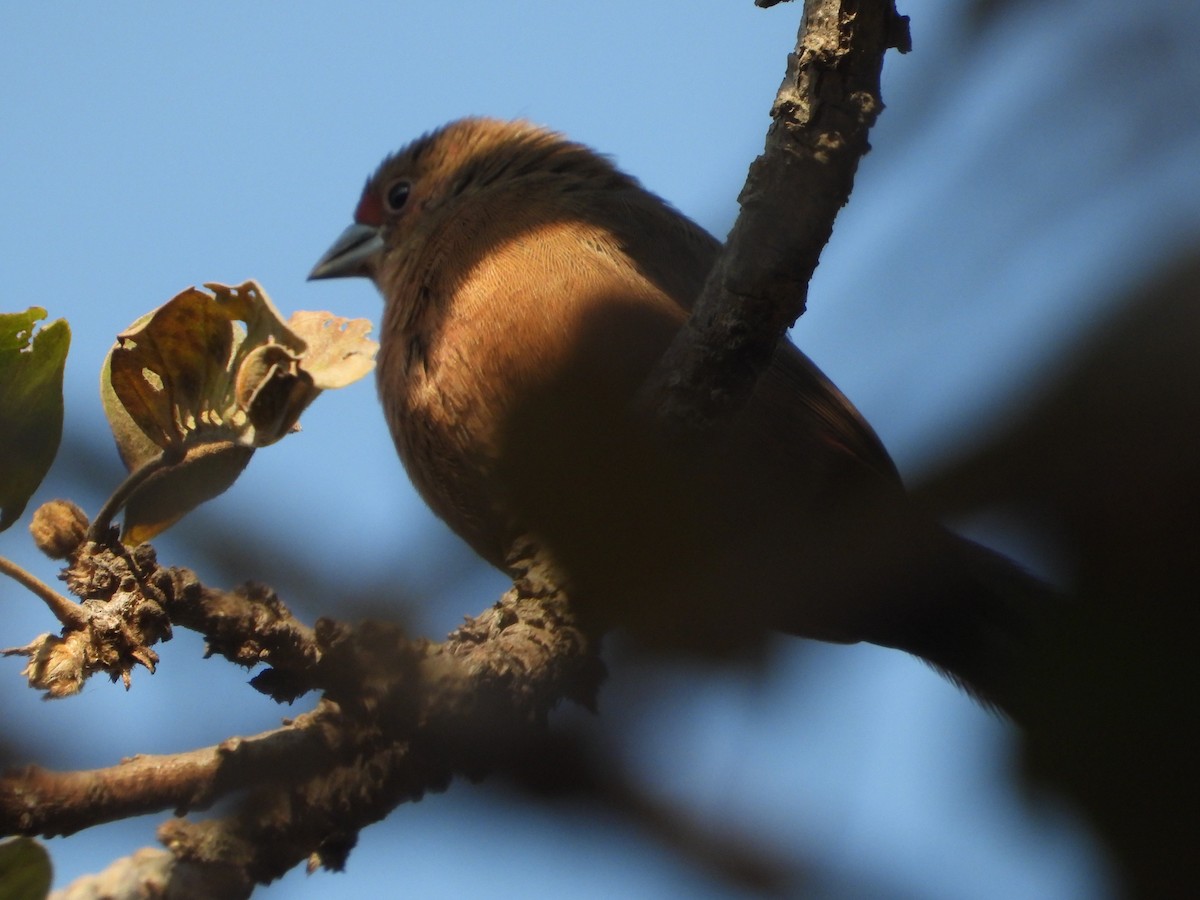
3 540 170 697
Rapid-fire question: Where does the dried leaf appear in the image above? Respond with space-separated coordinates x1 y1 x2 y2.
288 310 379 390
235 343 315 445
99 281 376 540
205 279 304 358
104 287 242 455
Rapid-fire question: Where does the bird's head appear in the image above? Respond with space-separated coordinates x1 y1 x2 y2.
308 117 636 286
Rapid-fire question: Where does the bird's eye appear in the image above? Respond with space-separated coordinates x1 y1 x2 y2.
385 180 411 213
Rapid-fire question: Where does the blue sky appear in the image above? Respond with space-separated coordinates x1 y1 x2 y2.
4 1 1197 896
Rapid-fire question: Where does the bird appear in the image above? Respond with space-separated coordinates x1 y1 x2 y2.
309 117 1054 715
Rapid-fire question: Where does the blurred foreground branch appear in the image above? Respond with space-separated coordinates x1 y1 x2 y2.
919 252 1200 898
4 545 600 898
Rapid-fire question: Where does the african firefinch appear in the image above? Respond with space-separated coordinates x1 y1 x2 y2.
311 117 1051 714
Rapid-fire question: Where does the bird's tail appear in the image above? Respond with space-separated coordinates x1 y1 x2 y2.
865 529 1061 718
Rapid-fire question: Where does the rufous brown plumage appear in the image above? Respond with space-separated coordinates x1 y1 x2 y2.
311 117 1052 713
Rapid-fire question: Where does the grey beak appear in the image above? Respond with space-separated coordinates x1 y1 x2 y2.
308 223 384 280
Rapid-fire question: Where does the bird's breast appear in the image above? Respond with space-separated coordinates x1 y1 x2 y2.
376 296 524 568
373 211 697 573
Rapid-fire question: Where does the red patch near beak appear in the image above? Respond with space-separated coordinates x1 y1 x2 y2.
355 190 384 227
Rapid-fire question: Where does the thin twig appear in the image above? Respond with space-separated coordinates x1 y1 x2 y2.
0 555 88 629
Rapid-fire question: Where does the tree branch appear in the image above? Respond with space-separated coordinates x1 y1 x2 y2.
0 555 87 630
5 564 603 886
1 708 346 837
640 0 909 435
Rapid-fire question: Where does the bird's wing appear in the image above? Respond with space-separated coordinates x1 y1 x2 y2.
600 189 899 484
762 342 901 483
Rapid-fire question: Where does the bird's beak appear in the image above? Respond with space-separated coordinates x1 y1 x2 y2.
308 222 384 280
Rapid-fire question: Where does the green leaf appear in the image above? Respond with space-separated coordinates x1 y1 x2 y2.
0 308 70 532
0 837 53 900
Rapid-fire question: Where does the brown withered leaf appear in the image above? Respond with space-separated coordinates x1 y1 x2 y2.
106 289 238 455
100 281 376 540
101 293 233 481
235 342 315 443
288 310 379 390
204 280 304 360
